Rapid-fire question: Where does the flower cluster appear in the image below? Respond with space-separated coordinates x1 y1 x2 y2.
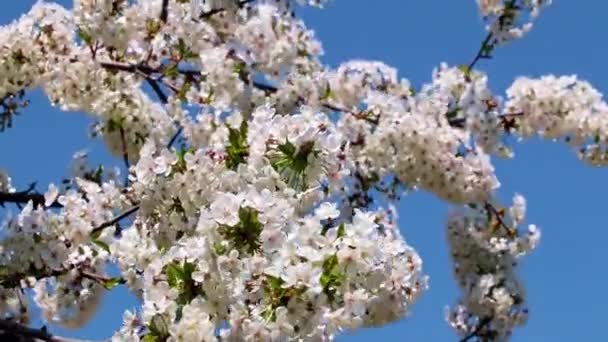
505 75 608 165
0 170 14 194
1 0 605 341
445 195 540 341
0 2 73 99
477 0 551 45
0 173 129 326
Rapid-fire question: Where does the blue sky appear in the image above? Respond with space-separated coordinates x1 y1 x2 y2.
1 1 607 341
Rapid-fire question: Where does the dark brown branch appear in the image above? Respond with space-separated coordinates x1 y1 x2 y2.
484 201 517 237
0 184 62 209
99 61 156 74
101 60 379 145
146 77 170 104
167 127 183 149
0 319 98 342
119 127 130 187
0 265 124 290
80 271 126 286
251 81 277 94
467 0 517 71
90 205 140 237
251 81 372 120
100 61 169 104
467 32 493 71
459 317 492 342
0 269 64 288
448 112 524 129
160 0 170 23
199 0 255 19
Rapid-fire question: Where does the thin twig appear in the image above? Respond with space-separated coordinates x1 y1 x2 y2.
90 205 140 237
167 127 183 149
484 201 517 237
80 271 126 286
145 78 169 104
119 127 130 187
468 32 493 71
0 319 99 342
199 0 255 19
459 317 492 342
160 0 170 23
0 183 62 209
467 0 517 71
99 61 156 74
448 112 524 128
0 267 125 300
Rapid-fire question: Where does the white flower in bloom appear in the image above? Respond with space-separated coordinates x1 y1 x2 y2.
315 202 340 219
210 192 242 226
0 170 15 193
477 0 503 16
510 193 526 225
44 183 59 207
5 0 605 341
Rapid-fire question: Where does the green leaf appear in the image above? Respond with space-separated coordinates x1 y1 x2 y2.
92 165 104 184
336 223 346 238
270 140 317 190
77 27 93 45
163 261 201 305
213 242 227 255
297 49 310 58
92 239 110 253
90 228 102 241
225 121 249 170
142 334 160 342
446 109 460 120
458 64 471 77
217 207 263 254
105 116 125 133
101 277 123 290
277 140 296 156
145 19 162 40
320 254 343 303
481 43 494 57
176 38 198 59
171 147 192 174
320 84 333 100
164 262 183 288
163 64 179 78
177 80 192 101
232 61 248 82
265 274 284 290
149 314 169 338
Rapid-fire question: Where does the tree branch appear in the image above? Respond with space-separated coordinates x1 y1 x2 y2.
0 184 61 209
484 201 517 237
467 0 517 71
0 319 99 342
448 112 524 129
459 317 492 342
90 205 140 237
0 265 124 290
467 32 493 71
199 0 255 19
119 127 130 187
160 0 169 23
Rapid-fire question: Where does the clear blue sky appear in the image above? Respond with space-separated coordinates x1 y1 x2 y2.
1 1 607 341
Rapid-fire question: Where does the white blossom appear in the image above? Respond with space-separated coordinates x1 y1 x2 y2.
2 0 603 341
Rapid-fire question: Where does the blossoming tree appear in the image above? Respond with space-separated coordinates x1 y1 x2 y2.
1 0 601 340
